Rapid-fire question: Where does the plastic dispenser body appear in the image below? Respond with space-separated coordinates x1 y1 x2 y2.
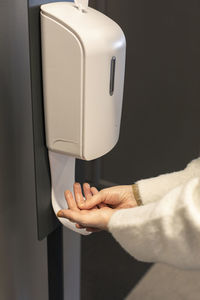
41 2 126 160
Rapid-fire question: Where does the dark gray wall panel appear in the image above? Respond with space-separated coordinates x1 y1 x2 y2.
102 0 200 183
0 0 48 299
28 0 61 240
82 1 200 299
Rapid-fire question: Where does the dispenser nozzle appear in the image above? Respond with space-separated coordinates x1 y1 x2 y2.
74 0 89 11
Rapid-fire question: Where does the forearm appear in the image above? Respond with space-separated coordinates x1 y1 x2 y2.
109 177 200 269
135 157 200 205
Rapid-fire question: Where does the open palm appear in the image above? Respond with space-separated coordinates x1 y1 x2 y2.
57 183 115 232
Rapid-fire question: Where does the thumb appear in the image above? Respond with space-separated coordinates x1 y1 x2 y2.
79 193 104 209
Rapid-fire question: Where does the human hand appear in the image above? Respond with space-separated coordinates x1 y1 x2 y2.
57 183 137 232
57 183 115 232
79 184 137 211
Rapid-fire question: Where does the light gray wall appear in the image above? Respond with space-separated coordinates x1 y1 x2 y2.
63 229 81 300
0 1 48 299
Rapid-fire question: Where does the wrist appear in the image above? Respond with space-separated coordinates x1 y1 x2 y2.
104 209 116 231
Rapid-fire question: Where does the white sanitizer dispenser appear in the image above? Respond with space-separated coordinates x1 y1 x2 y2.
41 1 126 160
40 1 126 234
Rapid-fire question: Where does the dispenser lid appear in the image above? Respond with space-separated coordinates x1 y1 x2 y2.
40 2 125 48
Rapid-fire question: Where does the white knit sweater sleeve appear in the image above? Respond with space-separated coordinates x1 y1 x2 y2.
136 157 200 205
108 177 200 269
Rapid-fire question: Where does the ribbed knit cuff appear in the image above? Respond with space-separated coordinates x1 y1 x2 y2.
132 183 143 206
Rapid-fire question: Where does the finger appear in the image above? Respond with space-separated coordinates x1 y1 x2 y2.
79 193 103 209
83 183 92 200
75 223 85 229
57 209 76 223
98 203 107 208
90 187 99 210
91 187 99 195
64 190 79 211
57 209 88 227
73 182 84 206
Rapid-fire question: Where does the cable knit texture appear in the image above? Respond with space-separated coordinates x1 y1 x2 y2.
108 158 200 269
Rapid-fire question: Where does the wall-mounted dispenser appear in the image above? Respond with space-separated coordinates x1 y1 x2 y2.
40 1 126 234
